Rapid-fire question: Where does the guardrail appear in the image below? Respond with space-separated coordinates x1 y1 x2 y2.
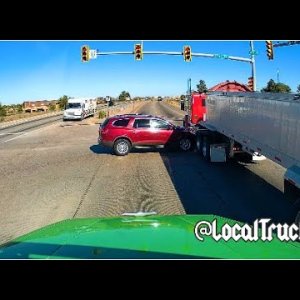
0 111 63 130
96 101 138 111
0 101 142 130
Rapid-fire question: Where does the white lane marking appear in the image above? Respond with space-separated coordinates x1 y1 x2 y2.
0 133 22 135
1 133 28 143
0 123 61 144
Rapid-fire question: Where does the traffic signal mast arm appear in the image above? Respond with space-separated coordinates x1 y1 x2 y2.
95 50 252 63
273 41 300 47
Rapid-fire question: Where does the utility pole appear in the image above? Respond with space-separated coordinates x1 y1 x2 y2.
250 41 257 91
185 78 192 116
187 78 192 95
277 69 280 83
106 96 110 117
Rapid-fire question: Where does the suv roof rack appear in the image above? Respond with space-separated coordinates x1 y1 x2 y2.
114 113 154 117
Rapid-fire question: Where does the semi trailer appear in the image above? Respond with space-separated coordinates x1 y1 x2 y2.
185 91 300 203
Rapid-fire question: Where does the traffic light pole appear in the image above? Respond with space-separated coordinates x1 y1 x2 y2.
250 41 257 91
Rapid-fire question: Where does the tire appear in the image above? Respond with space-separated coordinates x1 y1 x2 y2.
113 139 131 156
202 136 211 161
196 134 203 155
179 137 192 151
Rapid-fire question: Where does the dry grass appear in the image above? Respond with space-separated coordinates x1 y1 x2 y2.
0 111 54 123
166 99 180 109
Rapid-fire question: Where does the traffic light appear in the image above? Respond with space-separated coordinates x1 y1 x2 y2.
266 40 274 60
134 44 143 60
81 45 90 62
183 45 192 62
248 77 254 91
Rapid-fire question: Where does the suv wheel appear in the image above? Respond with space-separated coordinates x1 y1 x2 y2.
179 137 192 151
114 139 131 156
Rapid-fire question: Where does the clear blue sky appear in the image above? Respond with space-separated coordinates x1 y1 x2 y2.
0 41 299 104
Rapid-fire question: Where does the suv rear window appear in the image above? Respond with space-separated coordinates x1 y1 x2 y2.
101 118 110 129
113 119 130 127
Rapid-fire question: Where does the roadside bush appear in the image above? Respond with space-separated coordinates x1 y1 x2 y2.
49 104 56 111
98 110 106 119
0 103 6 117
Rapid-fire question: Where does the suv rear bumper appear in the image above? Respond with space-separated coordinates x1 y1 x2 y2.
98 136 113 147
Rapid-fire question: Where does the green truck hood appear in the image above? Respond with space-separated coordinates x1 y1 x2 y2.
0 214 299 259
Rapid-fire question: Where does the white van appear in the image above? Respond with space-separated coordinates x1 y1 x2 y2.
63 98 96 121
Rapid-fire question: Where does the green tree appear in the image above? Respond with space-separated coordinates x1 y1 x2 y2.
17 104 23 113
49 104 56 111
275 82 291 93
118 91 131 101
58 95 69 109
196 80 208 93
261 79 291 93
0 103 7 117
296 84 300 93
261 79 277 92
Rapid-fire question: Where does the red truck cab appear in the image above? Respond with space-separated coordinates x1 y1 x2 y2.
190 93 207 125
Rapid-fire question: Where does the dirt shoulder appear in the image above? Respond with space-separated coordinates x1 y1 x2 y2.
165 100 181 109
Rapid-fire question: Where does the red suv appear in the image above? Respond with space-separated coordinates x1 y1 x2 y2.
98 114 194 156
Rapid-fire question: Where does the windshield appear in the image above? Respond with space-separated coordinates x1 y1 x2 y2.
66 103 81 109
0 40 300 259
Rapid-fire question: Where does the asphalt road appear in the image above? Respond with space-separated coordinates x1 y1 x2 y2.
0 100 298 246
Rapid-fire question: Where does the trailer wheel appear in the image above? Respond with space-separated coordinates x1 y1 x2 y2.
202 136 211 161
196 135 203 156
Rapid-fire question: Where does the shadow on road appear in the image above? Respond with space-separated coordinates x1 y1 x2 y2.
90 144 112 154
90 144 180 155
160 151 298 224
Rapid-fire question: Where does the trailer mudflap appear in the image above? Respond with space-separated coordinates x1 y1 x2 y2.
210 144 227 162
